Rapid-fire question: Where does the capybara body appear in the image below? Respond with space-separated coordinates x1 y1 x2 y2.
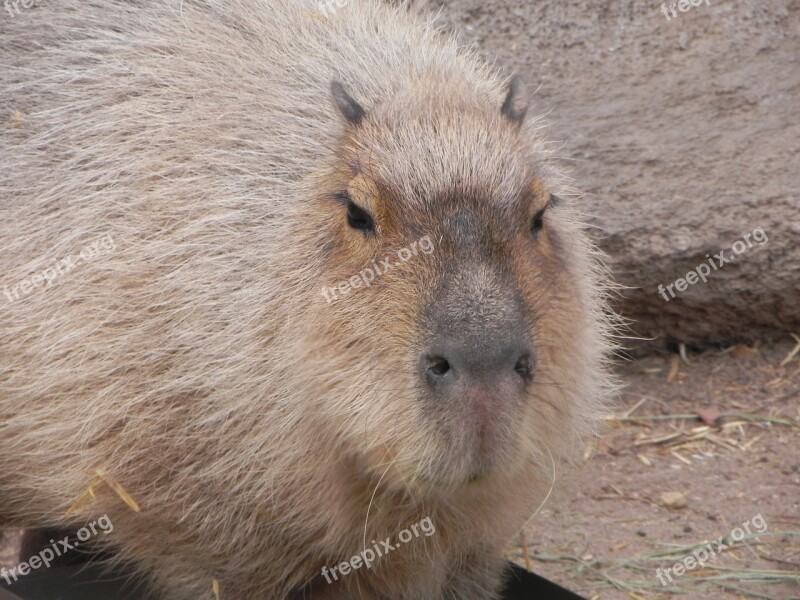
0 1 614 598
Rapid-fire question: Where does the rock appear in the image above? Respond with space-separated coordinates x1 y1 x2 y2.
661 491 688 510
696 407 721 427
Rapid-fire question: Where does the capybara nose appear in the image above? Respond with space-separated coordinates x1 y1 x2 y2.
422 342 534 388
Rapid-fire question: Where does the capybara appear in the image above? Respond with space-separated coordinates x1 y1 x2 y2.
0 0 615 598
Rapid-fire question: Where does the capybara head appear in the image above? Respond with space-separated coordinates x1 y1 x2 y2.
306 75 613 494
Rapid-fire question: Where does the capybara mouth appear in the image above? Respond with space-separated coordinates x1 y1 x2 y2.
383 392 530 490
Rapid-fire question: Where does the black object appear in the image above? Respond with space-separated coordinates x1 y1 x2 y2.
1 561 587 599
502 562 587 599
0 564 155 600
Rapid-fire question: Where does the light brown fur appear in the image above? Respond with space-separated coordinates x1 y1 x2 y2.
0 1 615 598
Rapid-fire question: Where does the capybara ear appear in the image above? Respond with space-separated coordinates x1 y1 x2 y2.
501 75 528 125
331 80 367 125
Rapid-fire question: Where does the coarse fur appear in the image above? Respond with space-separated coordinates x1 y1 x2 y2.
0 0 616 598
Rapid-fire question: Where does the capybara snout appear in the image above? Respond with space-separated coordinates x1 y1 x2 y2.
418 249 535 477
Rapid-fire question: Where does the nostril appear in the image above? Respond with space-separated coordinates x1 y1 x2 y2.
426 356 451 378
514 353 534 381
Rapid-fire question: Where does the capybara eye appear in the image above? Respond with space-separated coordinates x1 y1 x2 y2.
531 194 560 236
514 354 534 382
530 207 546 235
346 200 375 233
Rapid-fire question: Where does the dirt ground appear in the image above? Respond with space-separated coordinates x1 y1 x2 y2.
515 338 800 599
